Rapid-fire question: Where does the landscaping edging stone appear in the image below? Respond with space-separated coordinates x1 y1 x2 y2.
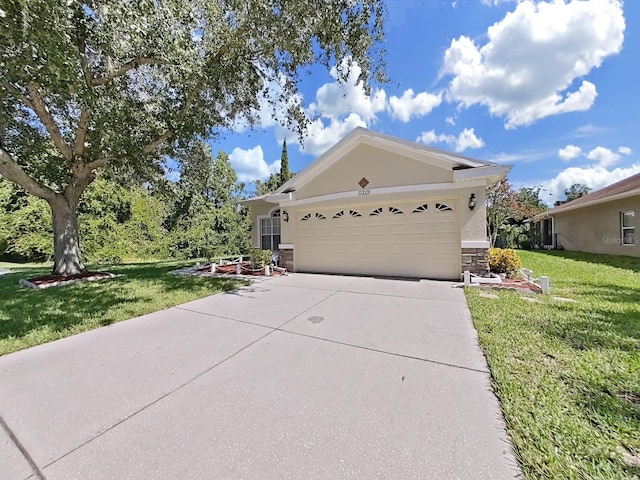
169 265 286 281
19 272 116 289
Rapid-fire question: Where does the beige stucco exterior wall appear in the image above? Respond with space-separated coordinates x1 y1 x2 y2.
296 144 453 200
248 183 488 249
280 211 294 244
553 197 639 257
246 200 275 248
458 186 487 242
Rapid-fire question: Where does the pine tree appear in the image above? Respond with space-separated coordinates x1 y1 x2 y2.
279 139 291 185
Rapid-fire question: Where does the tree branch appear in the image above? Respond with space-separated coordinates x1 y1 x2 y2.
143 130 173 154
0 147 57 201
83 157 111 170
4 82 36 111
64 157 109 207
26 83 73 161
77 37 94 89
92 57 172 86
72 109 91 157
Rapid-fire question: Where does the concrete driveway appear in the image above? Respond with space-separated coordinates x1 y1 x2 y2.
1 274 521 479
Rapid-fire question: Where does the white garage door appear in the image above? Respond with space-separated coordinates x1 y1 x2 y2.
295 199 460 279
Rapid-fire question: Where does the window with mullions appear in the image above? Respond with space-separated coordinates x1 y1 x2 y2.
260 210 281 251
621 210 635 245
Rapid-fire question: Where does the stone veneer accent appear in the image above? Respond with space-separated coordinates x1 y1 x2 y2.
279 247 294 272
461 248 489 276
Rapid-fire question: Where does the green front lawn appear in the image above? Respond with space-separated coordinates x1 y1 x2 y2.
466 250 640 479
0 261 247 356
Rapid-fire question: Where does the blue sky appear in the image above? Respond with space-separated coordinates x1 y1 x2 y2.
213 0 637 205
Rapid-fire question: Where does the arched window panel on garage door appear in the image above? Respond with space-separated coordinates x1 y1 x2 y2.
369 207 383 216
436 203 453 211
333 210 344 219
412 204 429 213
301 213 312 221
388 206 404 215
349 210 362 217
260 209 281 251
315 213 327 220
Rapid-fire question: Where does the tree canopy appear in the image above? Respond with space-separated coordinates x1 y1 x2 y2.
554 183 592 206
486 181 547 247
0 0 386 275
166 144 250 259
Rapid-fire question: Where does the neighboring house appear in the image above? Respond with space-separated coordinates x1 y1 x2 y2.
530 173 639 256
241 127 510 280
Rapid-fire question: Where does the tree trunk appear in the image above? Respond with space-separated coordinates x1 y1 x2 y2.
50 197 85 276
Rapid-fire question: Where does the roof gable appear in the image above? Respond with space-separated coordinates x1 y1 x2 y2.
275 127 501 195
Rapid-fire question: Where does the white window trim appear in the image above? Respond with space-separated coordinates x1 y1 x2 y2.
621 210 636 246
257 209 281 251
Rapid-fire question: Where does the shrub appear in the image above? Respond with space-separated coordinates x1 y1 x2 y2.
519 238 532 250
249 248 272 269
489 248 522 278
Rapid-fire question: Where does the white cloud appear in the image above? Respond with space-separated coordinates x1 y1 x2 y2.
573 124 606 137
228 145 280 182
481 0 516 5
558 145 582 161
542 164 640 202
388 89 443 122
488 152 537 164
279 59 386 157
446 116 456 126
455 128 485 152
417 130 455 146
294 113 367 157
309 60 387 122
417 127 485 152
443 0 625 128
587 146 621 167
618 146 633 155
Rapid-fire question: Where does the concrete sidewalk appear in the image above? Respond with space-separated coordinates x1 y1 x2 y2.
0 274 521 479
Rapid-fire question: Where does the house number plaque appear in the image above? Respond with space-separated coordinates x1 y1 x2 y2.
357 177 370 195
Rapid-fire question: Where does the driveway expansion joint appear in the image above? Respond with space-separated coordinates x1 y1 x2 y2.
173 306 275 330
0 412 46 480
336 288 462 302
276 329 489 374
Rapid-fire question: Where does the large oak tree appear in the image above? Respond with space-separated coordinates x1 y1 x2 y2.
0 0 385 275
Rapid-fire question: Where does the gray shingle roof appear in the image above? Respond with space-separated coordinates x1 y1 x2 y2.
541 172 640 217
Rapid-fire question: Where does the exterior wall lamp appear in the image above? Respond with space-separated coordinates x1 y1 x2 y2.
282 210 289 222
468 193 476 211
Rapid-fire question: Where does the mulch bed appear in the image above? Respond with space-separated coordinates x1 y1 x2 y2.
490 278 542 293
20 271 115 289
